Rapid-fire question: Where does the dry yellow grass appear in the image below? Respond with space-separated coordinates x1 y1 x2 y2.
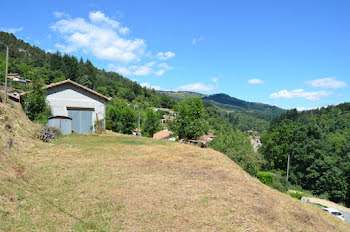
0 103 350 231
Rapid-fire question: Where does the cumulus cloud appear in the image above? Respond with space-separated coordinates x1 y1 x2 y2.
248 78 264 84
51 11 145 63
154 70 165 76
178 83 216 92
0 27 23 34
156 51 175 60
157 63 173 70
270 89 332 101
152 63 174 76
108 62 155 76
51 11 175 76
140 82 161 90
305 77 347 89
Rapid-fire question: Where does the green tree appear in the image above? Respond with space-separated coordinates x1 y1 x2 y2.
171 97 208 140
22 78 51 123
106 99 136 134
142 109 161 137
210 129 263 175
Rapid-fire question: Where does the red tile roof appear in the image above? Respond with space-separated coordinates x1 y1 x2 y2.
153 130 174 140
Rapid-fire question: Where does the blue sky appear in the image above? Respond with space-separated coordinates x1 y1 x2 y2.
1 0 349 110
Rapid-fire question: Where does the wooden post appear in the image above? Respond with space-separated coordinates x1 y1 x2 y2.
4 45 8 104
138 113 140 130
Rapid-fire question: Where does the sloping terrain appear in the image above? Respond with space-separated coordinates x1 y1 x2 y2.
0 103 349 231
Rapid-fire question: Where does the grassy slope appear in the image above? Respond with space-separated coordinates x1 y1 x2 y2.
1 104 349 231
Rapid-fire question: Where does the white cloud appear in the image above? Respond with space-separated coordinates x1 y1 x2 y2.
157 63 173 70
153 63 174 76
53 11 69 18
156 51 175 60
270 89 332 101
108 62 156 76
305 77 347 89
178 83 215 92
140 82 161 90
192 36 204 45
88 11 129 34
155 70 165 76
51 11 145 63
248 78 264 84
113 66 131 76
0 27 23 34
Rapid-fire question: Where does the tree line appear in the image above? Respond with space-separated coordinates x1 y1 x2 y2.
261 105 350 206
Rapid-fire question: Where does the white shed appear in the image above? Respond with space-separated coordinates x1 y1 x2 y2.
44 79 111 134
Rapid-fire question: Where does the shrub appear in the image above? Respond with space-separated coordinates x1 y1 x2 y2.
257 171 288 192
94 119 105 134
256 171 274 185
210 129 263 176
106 98 136 134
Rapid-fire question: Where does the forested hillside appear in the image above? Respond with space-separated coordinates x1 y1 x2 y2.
261 103 350 206
0 32 175 108
203 93 285 120
159 91 284 132
0 32 280 133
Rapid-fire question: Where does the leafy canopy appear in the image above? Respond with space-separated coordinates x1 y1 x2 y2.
171 97 208 140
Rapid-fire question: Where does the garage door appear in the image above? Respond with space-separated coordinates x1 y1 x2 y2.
68 108 93 134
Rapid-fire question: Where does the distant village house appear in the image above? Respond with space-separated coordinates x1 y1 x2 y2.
7 73 32 85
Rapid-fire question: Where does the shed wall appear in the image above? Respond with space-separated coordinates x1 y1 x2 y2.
46 83 107 132
48 118 72 135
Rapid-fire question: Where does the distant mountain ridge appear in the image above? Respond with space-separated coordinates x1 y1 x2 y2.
157 91 285 121
202 93 285 117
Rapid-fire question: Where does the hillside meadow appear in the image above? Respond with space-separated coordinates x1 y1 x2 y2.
0 103 350 231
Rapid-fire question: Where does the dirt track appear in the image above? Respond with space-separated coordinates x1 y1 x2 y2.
308 197 350 213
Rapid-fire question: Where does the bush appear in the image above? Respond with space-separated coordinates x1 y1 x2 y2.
257 171 288 192
106 98 136 134
94 119 105 134
36 127 61 142
257 171 274 185
209 129 263 176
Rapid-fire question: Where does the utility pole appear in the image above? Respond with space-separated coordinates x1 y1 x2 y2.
4 45 8 104
138 113 140 130
286 154 290 182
